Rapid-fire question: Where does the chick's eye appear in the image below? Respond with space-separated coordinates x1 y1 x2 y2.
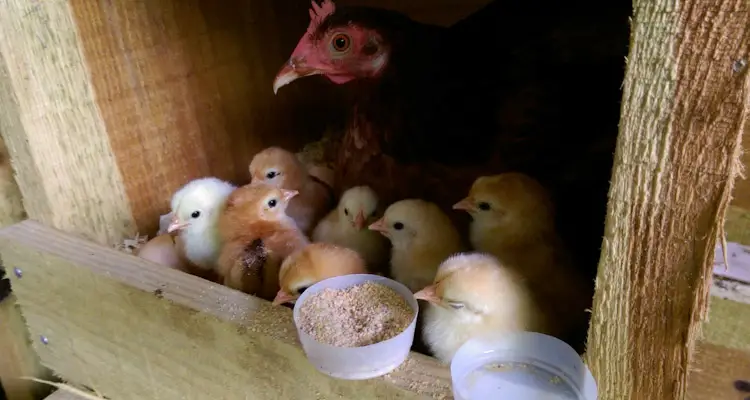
190 211 201 219
448 302 465 310
478 202 491 211
393 222 404 230
268 199 277 208
331 34 351 52
344 208 349 216
265 171 277 179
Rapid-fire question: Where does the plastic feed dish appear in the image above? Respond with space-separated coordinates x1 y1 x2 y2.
450 332 597 400
292 274 419 380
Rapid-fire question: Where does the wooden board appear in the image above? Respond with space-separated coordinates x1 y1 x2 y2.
584 0 750 399
0 220 452 400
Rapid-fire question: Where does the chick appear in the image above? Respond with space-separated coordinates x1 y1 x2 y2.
249 146 334 235
272 242 367 306
167 177 237 274
136 234 187 270
312 186 390 274
414 253 546 364
369 199 464 292
216 182 309 300
453 173 592 350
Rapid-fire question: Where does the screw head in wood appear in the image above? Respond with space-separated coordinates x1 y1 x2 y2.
40 335 48 345
733 58 747 73
13 268 22 278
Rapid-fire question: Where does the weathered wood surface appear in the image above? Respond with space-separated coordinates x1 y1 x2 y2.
1 220 452 400
585 0 750 399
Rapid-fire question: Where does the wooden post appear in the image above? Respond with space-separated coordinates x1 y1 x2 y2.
0 293 46 400
585 0 749 399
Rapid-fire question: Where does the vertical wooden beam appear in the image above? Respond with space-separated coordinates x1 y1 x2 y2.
0 0 136 245
586 0 749 399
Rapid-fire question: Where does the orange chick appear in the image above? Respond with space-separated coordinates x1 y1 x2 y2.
312 185 390 274
272 242 367 306
369 199 464 291
217 182 310 300
249 147 334 235
453 173 592 350
414 253 546 364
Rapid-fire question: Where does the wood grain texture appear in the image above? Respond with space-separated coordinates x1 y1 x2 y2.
1 220 452 400
0 136 25 228
0 295 47 400
585 0 750 399
44 390 91 400
0 0 136 246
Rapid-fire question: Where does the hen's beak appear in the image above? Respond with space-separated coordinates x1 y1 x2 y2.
272 290 297 306
368 218 388 235
452 198 475 212
167 215 190 233
413 285 440 304
281 189 299 202
354 210 366 230
273 57 322 94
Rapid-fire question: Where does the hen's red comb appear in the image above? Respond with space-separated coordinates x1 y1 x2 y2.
307 0 336 35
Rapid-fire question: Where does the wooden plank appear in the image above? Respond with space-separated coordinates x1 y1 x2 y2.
0 294 47 400
0 220 451 400
585 0 750 399
687 342 750 400
0 0 136 246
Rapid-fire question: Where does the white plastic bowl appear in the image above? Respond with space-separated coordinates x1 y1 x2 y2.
292 274 419 380
450 332 597 400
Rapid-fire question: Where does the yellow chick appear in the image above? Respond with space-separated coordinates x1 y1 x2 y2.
272 242 367 306
369 199 463 292
414 252 546 364
453 173 592 350
312 186 390 274
167 177 237 275
249 146 333 235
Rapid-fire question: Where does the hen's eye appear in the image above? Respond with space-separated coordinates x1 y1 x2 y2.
266 171 277 179
331 34 351 52
296 286 309 295
190 211 201 219
268 199 277 208
478 202 491 211
393 222 404 230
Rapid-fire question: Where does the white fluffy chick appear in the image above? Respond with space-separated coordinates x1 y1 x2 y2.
414 253 546 364
369 199 463 291
249 146 333 235
312 186 389 274
168 177 237 273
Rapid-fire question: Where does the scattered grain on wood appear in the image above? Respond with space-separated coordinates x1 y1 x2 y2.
298 282 414 347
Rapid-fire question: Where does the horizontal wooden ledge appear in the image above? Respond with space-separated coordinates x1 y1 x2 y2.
0 220 452 400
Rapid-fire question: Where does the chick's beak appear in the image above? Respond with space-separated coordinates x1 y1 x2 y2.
166 215 189 233
281 189 299 202
353 210 366 230
452 198 476 212
413 285 441 304
368 218 387 235
272 290 297 306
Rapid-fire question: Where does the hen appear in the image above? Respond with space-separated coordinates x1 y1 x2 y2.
273 0 629 279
